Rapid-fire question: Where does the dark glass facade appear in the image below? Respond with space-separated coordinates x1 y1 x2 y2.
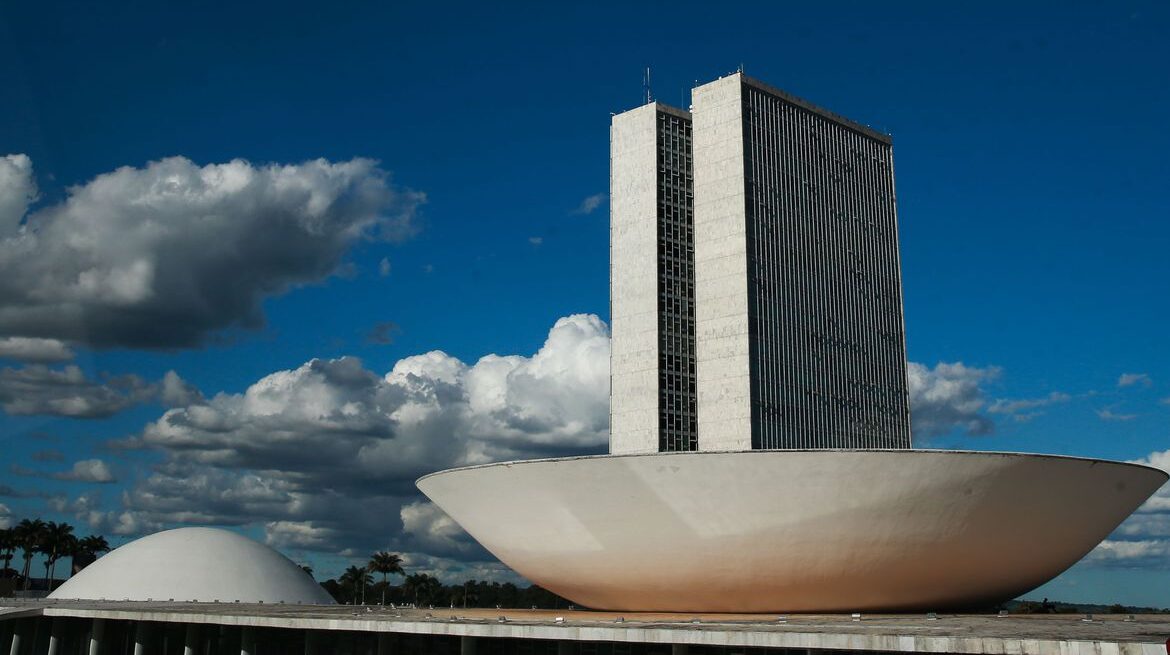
655 109 697 452
740 81 911 449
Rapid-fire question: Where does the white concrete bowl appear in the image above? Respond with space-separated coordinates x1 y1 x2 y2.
418 450 1166 612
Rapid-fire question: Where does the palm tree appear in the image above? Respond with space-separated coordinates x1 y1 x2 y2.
13 518 45 590
339 565 372 605
41 522 76 590
402 573 442 608
0 528 15 577
71 535 111 576
77 535 110 558
367 551 404 605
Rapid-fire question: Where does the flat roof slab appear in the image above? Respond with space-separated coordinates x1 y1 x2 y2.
3 602 1168 655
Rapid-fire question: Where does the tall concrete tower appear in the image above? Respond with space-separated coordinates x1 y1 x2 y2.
610 72 911 454
610 102 697 454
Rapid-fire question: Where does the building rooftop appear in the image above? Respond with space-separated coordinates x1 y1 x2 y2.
4 601 1168 655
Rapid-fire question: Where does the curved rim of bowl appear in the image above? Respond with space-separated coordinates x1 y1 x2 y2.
418 448 1169 486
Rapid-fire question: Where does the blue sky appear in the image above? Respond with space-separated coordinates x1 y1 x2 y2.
1 1 1167 606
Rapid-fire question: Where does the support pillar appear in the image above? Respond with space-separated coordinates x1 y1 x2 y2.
558 641 575 655
132 623 148 655
46 619 65 655
376 634 390 655
303 630 318 655
460 636 476 655
183 625 199 655
672 645 689 655
87 619 104 655
239 627 254 655
7 619 22 655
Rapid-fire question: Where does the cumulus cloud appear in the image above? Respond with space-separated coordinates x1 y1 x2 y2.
0 337 74 363
53 459 116 483
907 361 999 438
400 500 477 557
1118 373 1152 388
93 314 609 557
987 391 1070 423
1085 449 1170 569
1096 408 1137 422
572 193 606 215
0 154 37 236
0 364 201 418
378 257 392 277
0 155 423 349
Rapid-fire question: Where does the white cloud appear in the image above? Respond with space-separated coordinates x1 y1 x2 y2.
528 236 543 246
0 337 74 363
0 365 148 418
0 155 423 349
400 500 474 556
379 257 392 277
572 193 606 215
1084 539 1170 567
0 364 201 418
907 361 999 438
1097 408 1137 422
0 154 37 236
988 391 1069 415
1083 449 1170 569
1118 373 1152 388
159 370 205 407
98 314 610 556
265 520 340 551
53 459 116 483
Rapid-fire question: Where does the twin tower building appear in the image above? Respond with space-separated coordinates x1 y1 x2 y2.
610 72 912 454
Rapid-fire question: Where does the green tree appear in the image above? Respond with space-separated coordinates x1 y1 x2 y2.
339 565 372 605
72 535 111 576
0 528 15 577
367 551 404 605
41 521 75 590
14 518 46 590
402 573 443 607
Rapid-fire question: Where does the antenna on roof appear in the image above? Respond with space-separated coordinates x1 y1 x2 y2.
738 62 745 75
643 67 653 104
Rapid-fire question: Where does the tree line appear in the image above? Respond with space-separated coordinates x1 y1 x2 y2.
318 551 570 609
0 518 111 591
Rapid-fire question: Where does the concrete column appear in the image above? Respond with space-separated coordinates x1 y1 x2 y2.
557 641 575 655
376 634 390 655
303 630 318 655
239 627 254 655
132 623 148 655
183 625 199 655
87 619 104 655
7 619 23 655
671 645 689 655
46 619 65 655
460 636 476 655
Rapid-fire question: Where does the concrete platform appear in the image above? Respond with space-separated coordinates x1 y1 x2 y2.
2 601 1169 655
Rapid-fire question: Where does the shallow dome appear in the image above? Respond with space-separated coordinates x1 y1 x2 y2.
49 527 334 604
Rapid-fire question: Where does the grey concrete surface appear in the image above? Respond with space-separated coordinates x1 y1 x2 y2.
2 601 1168 655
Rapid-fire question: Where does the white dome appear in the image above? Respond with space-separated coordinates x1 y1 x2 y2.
49 527 335 604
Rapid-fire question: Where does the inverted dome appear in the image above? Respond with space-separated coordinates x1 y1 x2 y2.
49 527 335 604
419 450 1167 612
